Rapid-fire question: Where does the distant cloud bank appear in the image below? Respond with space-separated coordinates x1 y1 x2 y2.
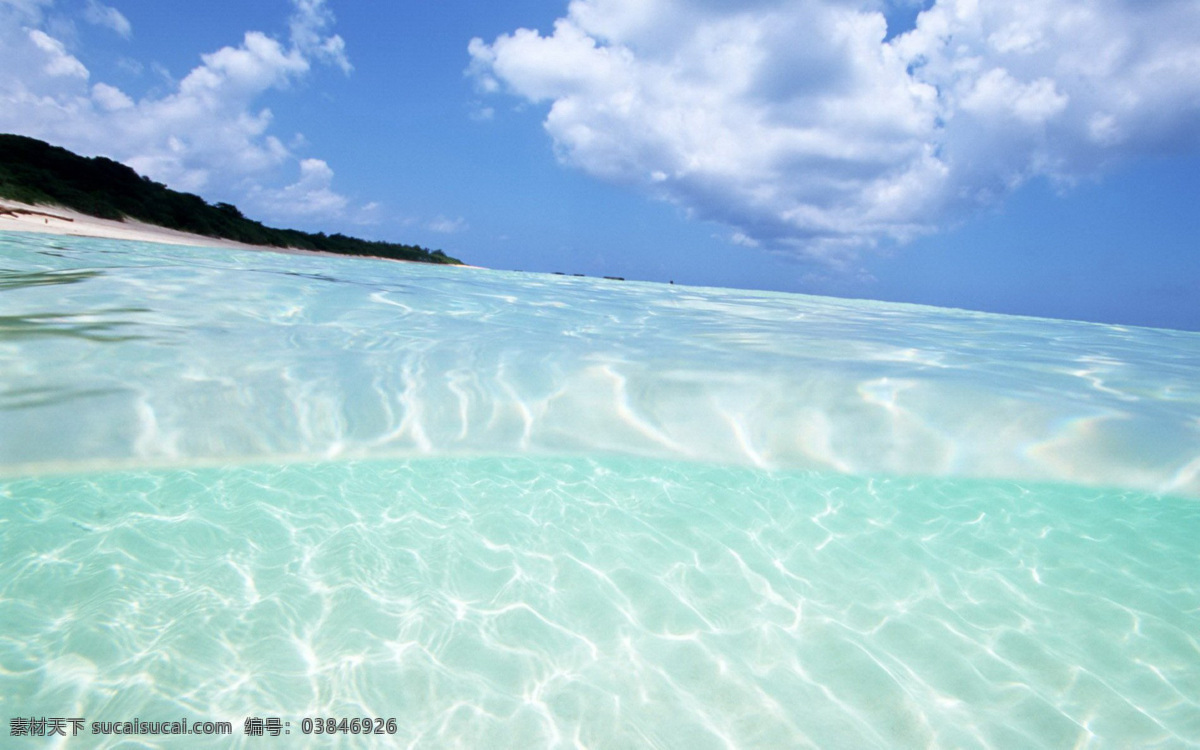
469 0 1200 264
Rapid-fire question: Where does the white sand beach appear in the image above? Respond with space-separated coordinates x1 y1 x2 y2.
0 198 479 265
0 198 277 250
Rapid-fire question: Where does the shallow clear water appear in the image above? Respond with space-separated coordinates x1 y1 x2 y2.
2 232 1199 747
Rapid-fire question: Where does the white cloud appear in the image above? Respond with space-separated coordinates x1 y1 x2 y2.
84 0 131 39
1 0 51 21
468 101 495 121
246 157 349 218
353 200 384 225
181 31 308 98
115 55 143 75
27 28 88 78
91 81 132 110
730 232 760 248
427 215 468 234
288 0 351 74
960 70 1068 125
0 0 354 222
470 0 1200 263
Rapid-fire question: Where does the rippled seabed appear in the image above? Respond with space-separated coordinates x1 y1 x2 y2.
5 458 1200 748
2 232 1200 747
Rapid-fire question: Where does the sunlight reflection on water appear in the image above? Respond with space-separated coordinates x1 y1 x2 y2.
2 232 1199 748
2 231 1197 495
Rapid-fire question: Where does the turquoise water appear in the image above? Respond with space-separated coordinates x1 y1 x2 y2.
2 231 1199 747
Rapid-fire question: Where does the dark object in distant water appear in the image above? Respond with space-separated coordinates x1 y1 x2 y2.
604 276 625 281
0 134 463 265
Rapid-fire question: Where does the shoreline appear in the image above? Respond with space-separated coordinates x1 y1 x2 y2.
0 198 480 266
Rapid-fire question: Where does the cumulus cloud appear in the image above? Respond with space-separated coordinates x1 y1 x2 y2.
469 0 1200 263
26 28 89 78
246 157 349 218
0 0 353 220
91 81 132 110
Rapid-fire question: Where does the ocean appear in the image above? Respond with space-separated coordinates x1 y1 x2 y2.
2 231 1198 747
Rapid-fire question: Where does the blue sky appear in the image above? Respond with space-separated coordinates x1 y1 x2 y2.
2 0 1198 330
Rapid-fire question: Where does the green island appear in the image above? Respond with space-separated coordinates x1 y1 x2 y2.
0 134 462 265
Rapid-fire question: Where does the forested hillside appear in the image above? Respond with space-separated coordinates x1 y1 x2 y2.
0 134 462 265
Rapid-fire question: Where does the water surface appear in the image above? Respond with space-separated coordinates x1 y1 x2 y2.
2 232 1198 747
